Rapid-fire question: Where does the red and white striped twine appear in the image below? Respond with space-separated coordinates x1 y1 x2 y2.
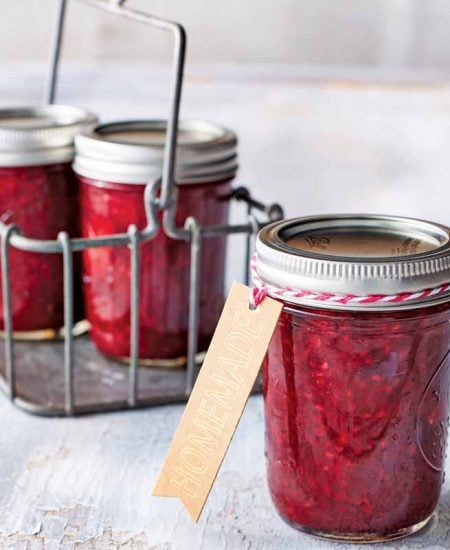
249 254 450 308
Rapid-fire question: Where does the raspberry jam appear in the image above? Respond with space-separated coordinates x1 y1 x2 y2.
0 106 96 336
0 163 81 332
74 120 237 364
79 176 231 362
263 303 450 541
256 215 450 542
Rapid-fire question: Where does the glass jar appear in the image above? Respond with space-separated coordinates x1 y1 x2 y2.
0 106 97 337
255 215 450 543
74 120 237 366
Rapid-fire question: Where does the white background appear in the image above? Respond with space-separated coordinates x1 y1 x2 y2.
2 0 450 70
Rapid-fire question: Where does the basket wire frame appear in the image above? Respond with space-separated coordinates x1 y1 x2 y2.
0 0 284 416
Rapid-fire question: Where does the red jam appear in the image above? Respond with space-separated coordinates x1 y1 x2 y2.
79 176 231 362
263 301 450 539
0 163 82 332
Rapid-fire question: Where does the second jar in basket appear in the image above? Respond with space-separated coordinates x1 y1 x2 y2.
74 120 238 366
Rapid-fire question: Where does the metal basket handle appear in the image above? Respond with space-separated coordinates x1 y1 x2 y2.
46 0 186 213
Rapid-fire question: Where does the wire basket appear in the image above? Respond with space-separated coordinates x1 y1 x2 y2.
0 0 284 416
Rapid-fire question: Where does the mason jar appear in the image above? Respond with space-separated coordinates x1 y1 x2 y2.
74 120 237 366
0 105 97 338
255 215 450 543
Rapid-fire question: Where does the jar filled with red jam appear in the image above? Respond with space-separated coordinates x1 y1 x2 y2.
0 106 97 337
255 215 450 543
74 120 237 366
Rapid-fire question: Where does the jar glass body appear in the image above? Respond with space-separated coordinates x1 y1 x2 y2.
263 300 450 542
0 163 82 334
79 176 232 364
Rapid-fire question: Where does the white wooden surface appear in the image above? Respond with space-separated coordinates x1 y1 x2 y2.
2 65 450 548
2 395 450 550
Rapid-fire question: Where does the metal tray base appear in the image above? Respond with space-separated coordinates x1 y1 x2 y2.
0 337 262 416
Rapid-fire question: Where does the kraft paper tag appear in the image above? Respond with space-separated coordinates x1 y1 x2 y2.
152 281 282 521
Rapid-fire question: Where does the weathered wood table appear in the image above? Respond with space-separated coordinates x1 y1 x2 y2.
2 64 450 548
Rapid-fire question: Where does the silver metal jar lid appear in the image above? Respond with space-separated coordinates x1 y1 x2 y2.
255 214 450 311
73 119 238 185
0 105 97 167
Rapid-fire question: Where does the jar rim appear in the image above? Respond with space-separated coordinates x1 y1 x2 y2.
0 105 97 166
73 119 238 185
255 214 450 311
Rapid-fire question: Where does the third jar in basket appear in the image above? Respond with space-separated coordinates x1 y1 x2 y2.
74 120 237 366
